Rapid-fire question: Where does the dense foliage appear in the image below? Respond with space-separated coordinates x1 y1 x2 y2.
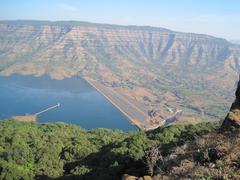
0 120 218 180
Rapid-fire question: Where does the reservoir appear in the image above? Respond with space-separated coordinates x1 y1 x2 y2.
0 74 136 131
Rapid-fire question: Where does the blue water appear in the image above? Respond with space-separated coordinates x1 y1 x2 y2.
0 74 136 131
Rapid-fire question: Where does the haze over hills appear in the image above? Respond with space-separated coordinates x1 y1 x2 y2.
0 20 240 122
231 40 240 45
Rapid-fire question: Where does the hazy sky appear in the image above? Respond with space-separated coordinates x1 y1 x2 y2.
0 0 239 40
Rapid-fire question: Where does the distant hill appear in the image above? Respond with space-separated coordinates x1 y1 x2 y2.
0 20 240 121
231 40 240 45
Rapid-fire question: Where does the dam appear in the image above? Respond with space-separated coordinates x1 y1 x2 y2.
85 78 153 129
85 78 183 130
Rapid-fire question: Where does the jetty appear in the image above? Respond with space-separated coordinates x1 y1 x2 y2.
11 103 60 122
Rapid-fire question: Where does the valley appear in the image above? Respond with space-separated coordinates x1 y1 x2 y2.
0 20 240 125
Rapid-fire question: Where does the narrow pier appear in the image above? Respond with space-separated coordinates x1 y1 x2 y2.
35 103 60 116
11 103 60 122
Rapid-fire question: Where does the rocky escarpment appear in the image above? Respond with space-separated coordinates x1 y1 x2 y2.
0 20 238 79
0 20 240 121
0 21 237 70
221 76 240 130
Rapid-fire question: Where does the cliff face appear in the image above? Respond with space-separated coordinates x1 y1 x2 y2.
222 78 240 130
0 20 240 120
0 21 238 77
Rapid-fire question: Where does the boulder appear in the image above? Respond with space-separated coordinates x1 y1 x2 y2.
122 174 152 180
142 176 152 180
122 174 138 180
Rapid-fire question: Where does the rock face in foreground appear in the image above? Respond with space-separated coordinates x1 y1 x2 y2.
222 77 240 129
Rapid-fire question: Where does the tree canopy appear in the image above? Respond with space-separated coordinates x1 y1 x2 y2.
0 120 218 180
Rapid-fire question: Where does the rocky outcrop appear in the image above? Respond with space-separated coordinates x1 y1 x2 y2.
122 174 166 180
221 76 240 130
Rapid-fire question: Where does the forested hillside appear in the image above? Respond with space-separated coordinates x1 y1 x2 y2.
0 120 221 179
